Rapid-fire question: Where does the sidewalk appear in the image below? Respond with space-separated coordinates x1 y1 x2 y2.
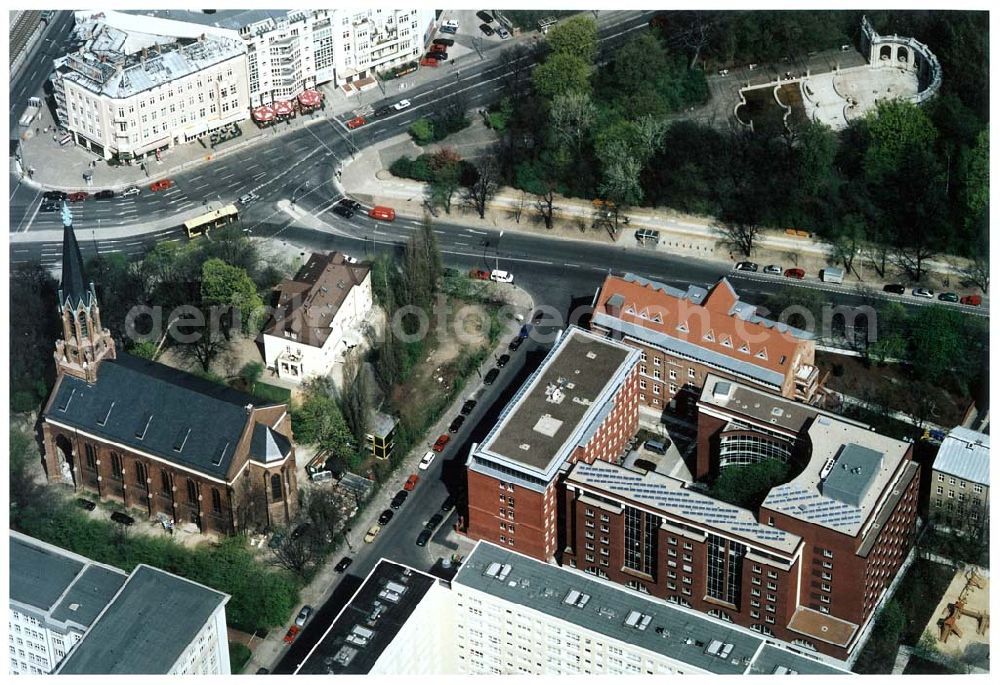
243 283 534 674
339 129 980 297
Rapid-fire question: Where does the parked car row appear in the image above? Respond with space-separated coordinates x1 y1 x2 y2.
882 283 981 306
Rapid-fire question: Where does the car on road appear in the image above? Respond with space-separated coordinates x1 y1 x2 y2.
295 605 314 627
364 524 382 543
763 264 782 275
404 474 420 491
497 26 511 39
283 626 301 644
476 10 494 23
490 269 513 283
426 51 447 61
416 529 432 547
484 368 500 385
883 283 906 295
461 399 477 415
441 495 456 511
373 105 393 117
496 353 511 368
68 191 89 202
334 556 353 573
432 37 455 46
346 116 367 129
960 294 982 306
149 179 174 192
449 415 466 433
430 43 448 53
338 198 362 211
783 268 805 279
94 189 114 200
40 202 59 212
378 509 395 525
508 336 524 352
419 451 436 470
432 434 450 452
368 205 396 221
442 19 459 31
911 288 934 299
469 269 490 280
938 292 959 303
439 25 457 35
238 192 259 206
43 190 67 202
332 204 354 218
393 99 412 111
426 513 444 530
121 186 141 198
479 23 495 36
734 261 758 272
390 490 408 509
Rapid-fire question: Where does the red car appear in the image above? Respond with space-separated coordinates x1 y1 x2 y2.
283 626 300 644
346 116 367 129
419 57 439 67
68 191 89 202
783 268 805 279
432 434 450 452
149 179 174 192
430 43 447 53
469 269 490 281
960 294 982 307
404 474 420 491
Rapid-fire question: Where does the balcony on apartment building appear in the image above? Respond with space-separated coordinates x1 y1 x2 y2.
793 363 820 402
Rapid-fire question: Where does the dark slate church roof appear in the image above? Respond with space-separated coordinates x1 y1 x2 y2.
44 353 287 480
250 423 292 463
59 217 96 311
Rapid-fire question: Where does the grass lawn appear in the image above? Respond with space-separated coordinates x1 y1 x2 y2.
252 382 291 404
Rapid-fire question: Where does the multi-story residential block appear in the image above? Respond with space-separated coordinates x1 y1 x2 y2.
261 251 373 382
40 207 298 535
465 327 640 561
10 532 230 675
590 274 821 414
52 11 249 160
295 544 849 675
929 427 989 534
130 9 436 104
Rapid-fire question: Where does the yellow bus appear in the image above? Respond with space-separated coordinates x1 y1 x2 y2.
183 204 239 238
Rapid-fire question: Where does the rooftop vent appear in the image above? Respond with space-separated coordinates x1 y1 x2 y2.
712 381 733 402
497 564 512 581
68 603 80 611
484 562 502 578
563 590 591 608
586 351 597 360
624 610 653 630
518 443 531 450
544 383 566 404
771 407 784 417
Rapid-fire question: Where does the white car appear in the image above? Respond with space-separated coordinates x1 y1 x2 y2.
490 269 514 283
238 191 259 206
392 99 411 111
911 288 934 299
443 19 459 30
121 186 141 198
763 264 782 275
419 451 436 470
497 27 510 39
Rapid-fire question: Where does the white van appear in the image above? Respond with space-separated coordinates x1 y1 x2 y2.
490 269 513 283
821 267 844 284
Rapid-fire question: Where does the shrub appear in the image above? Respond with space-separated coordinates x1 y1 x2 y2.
228 642 252 673
408 118 435 146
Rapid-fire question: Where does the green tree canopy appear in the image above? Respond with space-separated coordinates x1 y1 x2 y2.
545 15 598 63
532 52 592 100
864 100 938 182
200 258 264 332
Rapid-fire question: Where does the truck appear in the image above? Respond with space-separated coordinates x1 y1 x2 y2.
19 97 42 128
820 267 844 284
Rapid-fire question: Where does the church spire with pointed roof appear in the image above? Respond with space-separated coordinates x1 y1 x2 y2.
54 202 115 383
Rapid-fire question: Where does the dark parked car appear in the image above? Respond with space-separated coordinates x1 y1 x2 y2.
94 189 114 200
432 37 455 46
338 198 362 211
43 190 67 201
441 495 456 511
476 10 494 23
427 51 447 60
479 23 495 36
332 204 354 218
484 368 500 385
426 513 444 530
334 556 353 573
40 202 59 212
938 292 959 303
449 415 466 433
734 261 758 272
882 283 906 295
391 490 409 509
378 509 395 525
461 399 477 415
508 336 524 352
496 354 510 368
374 106 393 117
416 529 432 546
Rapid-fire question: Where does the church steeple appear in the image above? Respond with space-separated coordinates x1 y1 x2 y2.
54 202 115 383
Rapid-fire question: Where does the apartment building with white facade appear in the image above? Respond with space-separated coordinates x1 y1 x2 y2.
133 8 437 105
52 11 249 160
10 532 231 675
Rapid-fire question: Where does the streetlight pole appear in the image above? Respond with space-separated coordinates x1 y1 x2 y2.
495 230 503 271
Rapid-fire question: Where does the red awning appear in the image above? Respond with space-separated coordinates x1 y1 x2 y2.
297 89 323 107
252 106 276 122
274 100 294 116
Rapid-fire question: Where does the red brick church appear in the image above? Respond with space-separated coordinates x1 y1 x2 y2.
39 206 298 534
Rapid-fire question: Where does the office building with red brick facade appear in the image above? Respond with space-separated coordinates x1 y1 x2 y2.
39 214 298 535
559 375 918 660
465 327 640 562
590 274 822 415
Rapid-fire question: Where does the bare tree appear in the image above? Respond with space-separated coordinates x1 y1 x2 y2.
658 11 716 70
549 91 597 155
535 184 557 229
233 474 267 536
958 253 989 293
714 220 761 259
499 43 536 97
892 242 937 283
172 310 231 373
512 191 527 224
463 156 500 219
270 524 323 577
338 351 371 449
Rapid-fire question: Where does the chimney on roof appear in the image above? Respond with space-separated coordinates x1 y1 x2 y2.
245 403 254 415
604 292 624 317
